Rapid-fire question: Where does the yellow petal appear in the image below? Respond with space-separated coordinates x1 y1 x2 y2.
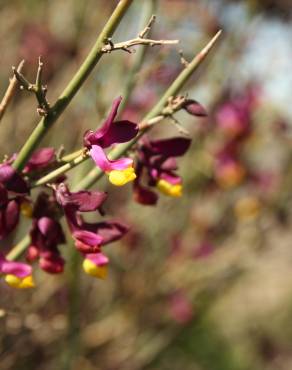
156 179 182 197
20 201 33 218
108 167 136 186
5 274 35 289
82 259 108 279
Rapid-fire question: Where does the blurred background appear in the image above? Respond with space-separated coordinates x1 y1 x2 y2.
1 0 292 369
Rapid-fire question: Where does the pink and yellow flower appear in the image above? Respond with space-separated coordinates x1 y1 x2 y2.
84 97 139 186
0 254 35 289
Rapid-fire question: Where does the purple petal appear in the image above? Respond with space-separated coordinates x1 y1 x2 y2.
83 221 129 246
0 165 28 193
133 183 158 205
73 229 103 246
0 254 32 278
84 97 138 148
150 138 191 157
86 252 109 266
39 254 64 274
90 145 133 172
0 200 20 239
183 99 208 117
160 157 178 171
97 221 129 245
0 183 8 206
55 183 107 211
37 217 65 244
74 240 101 254
25 148 55 172
159 172 182 185
95 119 138 148
93 96 122 140
5 200 20 232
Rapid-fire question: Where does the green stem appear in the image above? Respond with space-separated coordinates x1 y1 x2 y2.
6 234 30 260
61 149 84 162
119 0 158 112
31 152 89 188
12 0 134 172
60 246 81 370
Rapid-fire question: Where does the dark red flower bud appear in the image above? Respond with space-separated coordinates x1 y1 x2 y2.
133 184 158 205
26 245 39 262
39 255 64 274
183 99 207 117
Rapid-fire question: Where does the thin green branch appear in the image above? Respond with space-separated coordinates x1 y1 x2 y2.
12 0 134 172
31 151 89 188
119 0 158 112
6 234 30 260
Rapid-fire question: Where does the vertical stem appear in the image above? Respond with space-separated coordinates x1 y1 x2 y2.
119 0 158 112
12 0 134 172
60 248 81 370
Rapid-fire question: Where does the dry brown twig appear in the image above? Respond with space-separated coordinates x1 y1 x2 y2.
102 15 179 53
0 60 25 122
12 57 50 116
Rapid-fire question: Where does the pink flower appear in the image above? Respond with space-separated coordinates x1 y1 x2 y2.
84 97 139 186
0 254 34 289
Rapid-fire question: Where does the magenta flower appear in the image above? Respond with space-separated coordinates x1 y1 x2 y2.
182 99 208 117
83 97 139 186
55 183 128 278
0 148 56 240
134 136 191 205
82 252 109 279
23 147 55 173
0 164 29 194
56 182 128 251
0 254 34 289
27 192 65 274
0 165 29 239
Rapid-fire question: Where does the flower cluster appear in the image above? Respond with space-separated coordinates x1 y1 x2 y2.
0 97 140 288
0 94 202 289
55 183 128 278
133 136 191 205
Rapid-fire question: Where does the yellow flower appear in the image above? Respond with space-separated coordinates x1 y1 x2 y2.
82 259 108 279
156 179 182 197
4 274 35 289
